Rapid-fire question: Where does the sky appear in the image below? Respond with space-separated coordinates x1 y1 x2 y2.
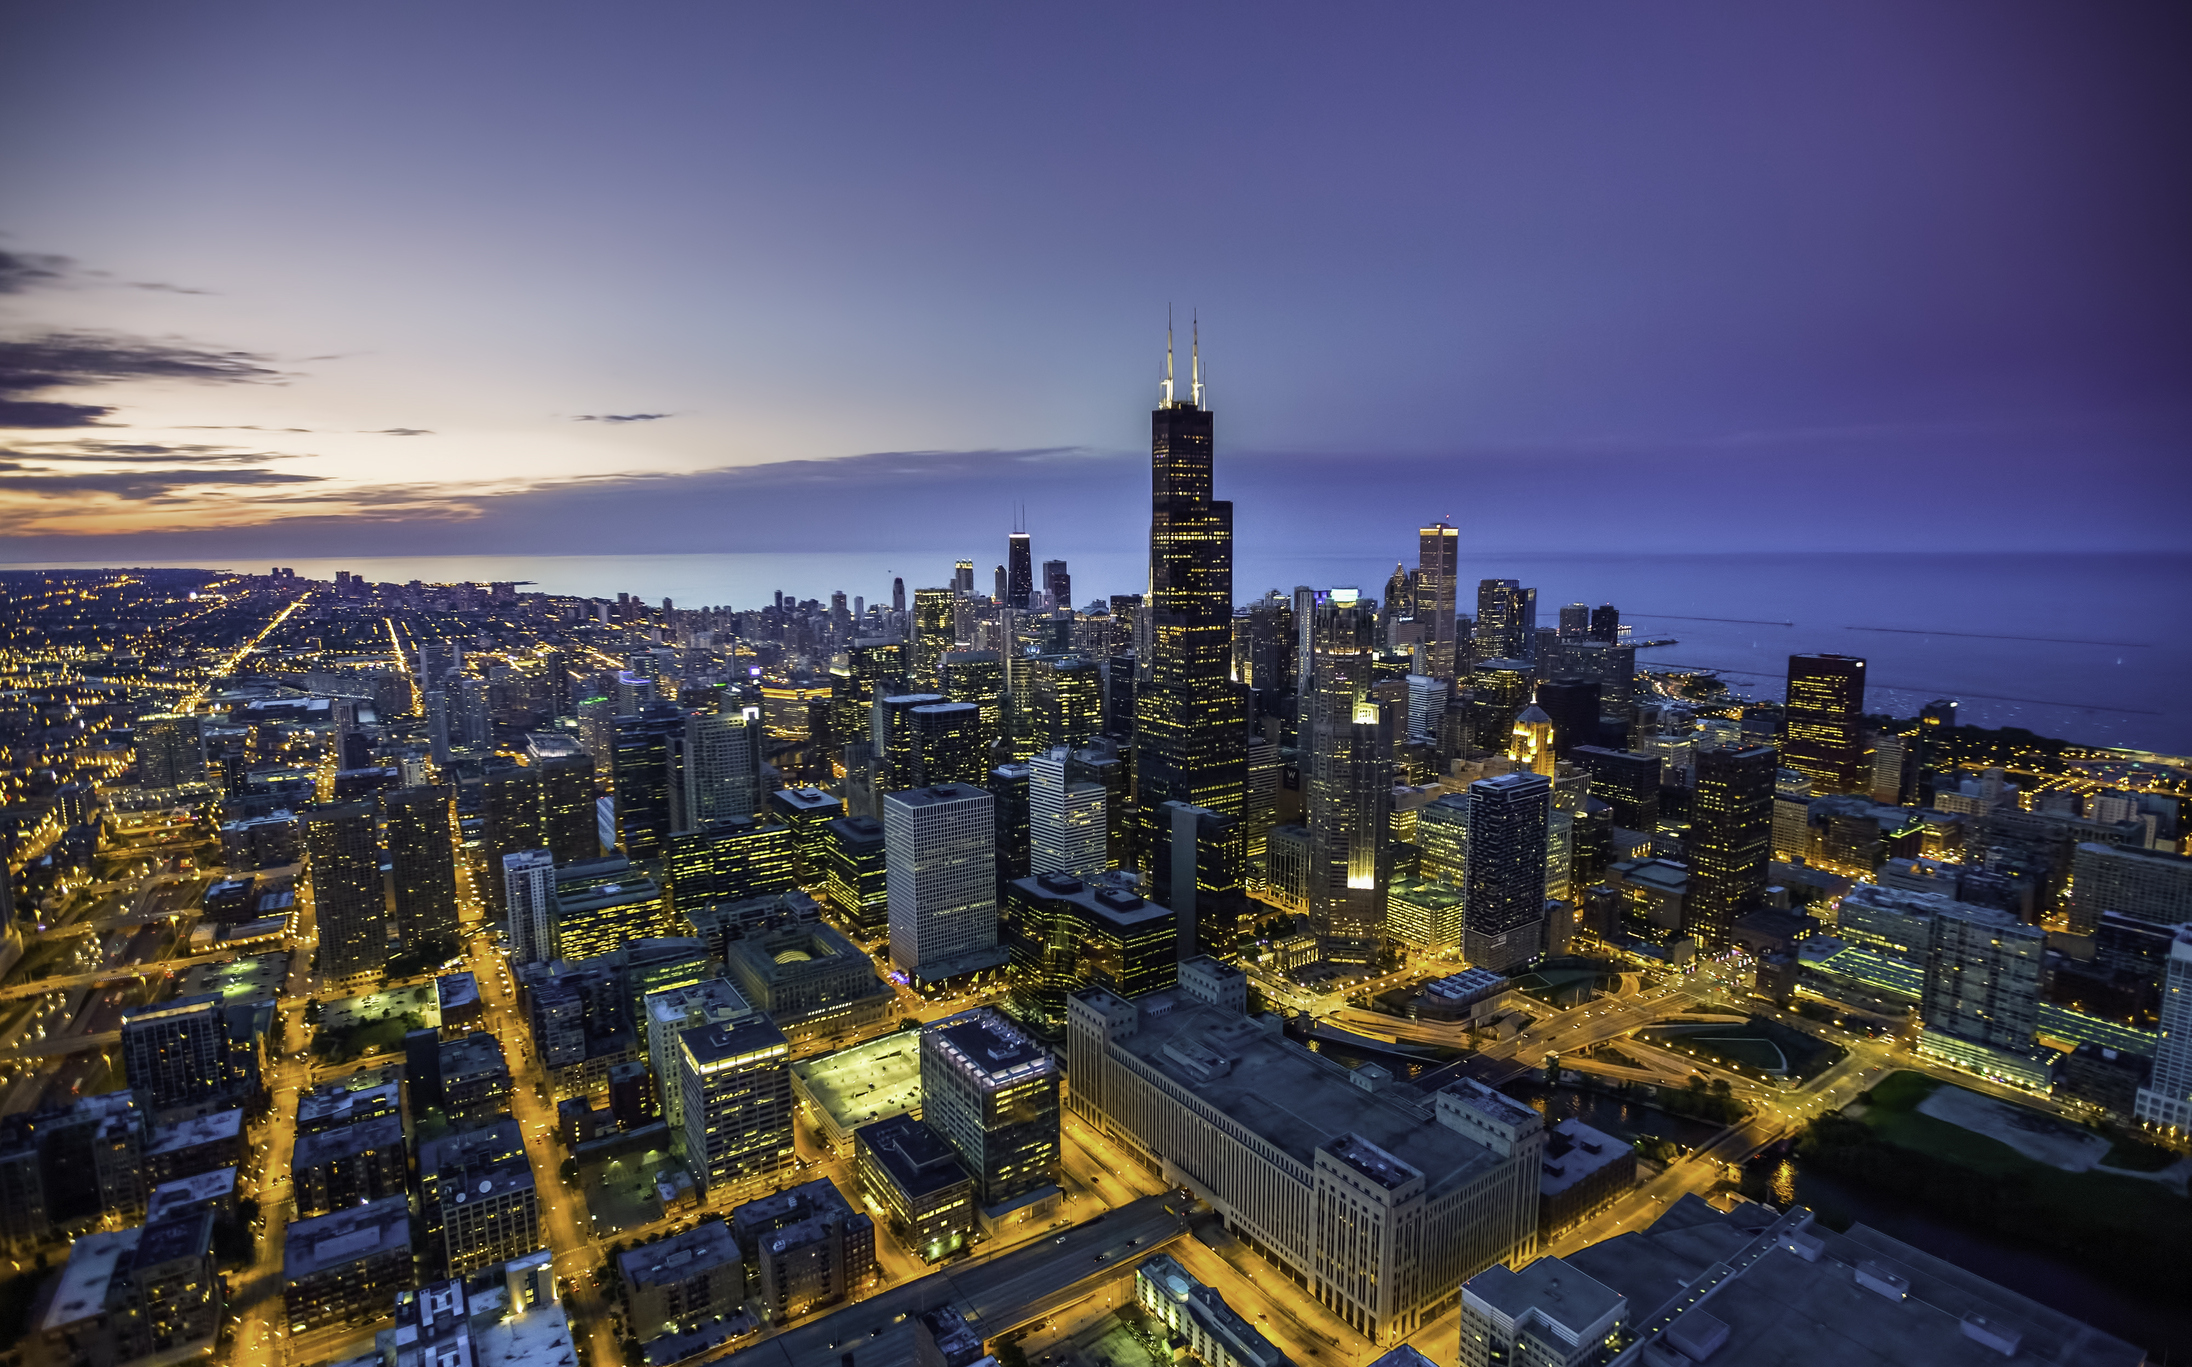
1 1 2187 563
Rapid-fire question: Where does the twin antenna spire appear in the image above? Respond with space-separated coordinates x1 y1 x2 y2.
1160 305 1205 409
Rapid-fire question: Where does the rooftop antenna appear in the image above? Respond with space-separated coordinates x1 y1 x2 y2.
1160 305 1175 407
1190 310 1204 409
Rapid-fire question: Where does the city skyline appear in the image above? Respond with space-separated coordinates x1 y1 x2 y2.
4 2 2188 559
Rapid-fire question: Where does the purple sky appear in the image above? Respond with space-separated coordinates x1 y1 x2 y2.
2 1 2186 561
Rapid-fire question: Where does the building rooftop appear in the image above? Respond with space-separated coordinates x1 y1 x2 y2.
131 1210 212 1268
293 1113 405 1170
855 1113 972 1200
284 1194 413 1279
437 972 482 1014
1561 1195 2143 1367
771 787 841 814
146 1107 244 1156
730 1178 856 1246
440 1031 509 1083
1462 1256 1625 1344
41 1228 137 1332
617 1220 740 1288
146 1166 237 1221
792 1033 922 1134
927 1009 1054 1089
682 1015 789 1070
1422 967 1506 1003
177 951 289 1003
297 1077 402 1132
1083 984 1508 1198
1539 1119 1632 1200
884 782 987 810
1013 874 1174 929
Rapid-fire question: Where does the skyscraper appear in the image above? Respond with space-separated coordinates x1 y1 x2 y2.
1303 589 1391 965
1781 654 1867 795
1028 655 1102 752
1556 603 1589 638
1588 603 1619 643
1463 772 1550 973
120 995 244 1110
2134 927 2192 1133
954 560 975 594
1029 747 1108 880
1042 559 1070 608
920 1008 1060 1218
1134 322 1246 865
134 713 205 789
383 785 458 944
1686 745 1776 945
678 707 763 828
885 783 1006 984
306 800 386 978
1534 678 1601 758
911 588 956 689
942 649 1005 756
1417 522 1459 680
502 848 557 964
613 701 686 860
1469 658 1534 751
1007 534 1033 610
1475 579 1536 664
1149 801 1248 961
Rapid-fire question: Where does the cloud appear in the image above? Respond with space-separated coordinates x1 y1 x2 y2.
176 424 318 433
574 412 671 423
0 330 287 429
366 427 433 436
128 281 214 295
0 462 322 497
2 440 298 465
0 251 72 294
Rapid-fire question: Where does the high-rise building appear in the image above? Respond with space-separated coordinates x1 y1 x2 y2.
1587 604 1619 643
1686 745 1776 946
1304 589 1390 966
954 560 975 595
1464 773 1550 973
1469 659 1534 752
920 1008 1060 1219
2068 842 2192 934
1510 705 1554 777
831 639 908 763
678 1011 794 1203
1042 559 1071 608
1028 656 1103 752
1418 522 1459 680
885 784 1006 984
306 800 386 979
645 977 759 1146
1781 654 1868 795
1922 903 2043 1053
666 819 796 912
383 785 458 945
1418 791 1471 885
988 762 1032 893
908 702 988 789
1007 534 1034 609
1149 801 1247 961
134 713 205 789
1134 324 1246 864
416 1120 539 1277
613 701 686 860
2134 927 2192 1133
679 707 763 828
1569 747 1661 833
120 995 244 1110
912 588 957 689
1534 678 1601 758
821 815 889 939
872 691 946 789
1475 580 1536 664
1030 747 1108 880
551 870 670 963
503 849 557 964
942 650 1005 754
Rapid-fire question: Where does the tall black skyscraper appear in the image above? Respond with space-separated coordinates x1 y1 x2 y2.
1042 558 1070 608
613 700 685 860
1133 321 1245 873
1782 654 1867 795
383 784 459 943
1007 533 1034 610
1463 772 1550 973
1588 603 1620 643
1688 744 1777 945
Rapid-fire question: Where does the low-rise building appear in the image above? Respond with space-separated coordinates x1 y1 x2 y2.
854 1113 976 1262
144 1108 245 1185
721 921 894 1045
282 1194 413 1331
384 1252 574 1367
790 1031 923 1154
1135 1252 1285 1367
418 1120 540 1278
292 1115 408 1217
1536 1119 1635 1238
1416 968 1510 1023
729 1179 876 1322
617 1221 744 1347
1458 1255 1625 1367
39 1211 225 1367
439 1031 516 1126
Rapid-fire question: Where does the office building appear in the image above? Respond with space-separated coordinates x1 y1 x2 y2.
1149 800 1248 962
730 1178 876 1321
1920 902 2043 1052
1545 1194 2140 1366
1469 658 1533 751
1068 960 1542 1346
679 706 764 827
1464 773 1551 973
821 815 889 939
920 1014 1056 1221
1006 872 1179 1023
281 1194 413 1333
1782 654 1868 795
912 587 957 689
766 786 842 886
1686 744 1776 946
854 1113 976 1262
1475 579 1536 663
906 700 988 789
885 783 1007 984
1534 678 1601 759
988 761 1032 894
1137 1253 1286 1367
873 691 948 788
1456 1257 1625 1367
1007 532 1034 609
1416 522 1459 680
644 977 757 1138
2070 842 2192 934
612 701 686 859
942 649 1006 751
136 712 205 789
39 1212 225 1367
616 1221 744 1345
666 818 795 912
677 1010 793 1202
1569 747 1660 834
1135 328 1247 870
383 784 458 945
2134 927 2192 1132
1304 589 1392 965
439 1031 516 1126
1030 746 1109 879
1043 558 1071 606
1387 874 1466 953
305 799 386 979
550 869 669 963
481 749 599 915
417 1120 539 1277
1510 704 1554 777
722 921 893 1044
1028 655 1103 752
